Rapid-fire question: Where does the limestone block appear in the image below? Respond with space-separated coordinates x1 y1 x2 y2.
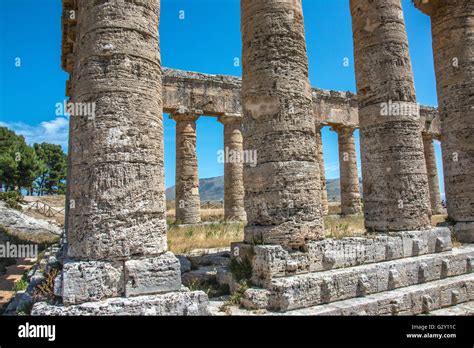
32 290 209 316
177 255 191 274
62 260 124 306
454 222 474 243
181 266 219 286
242 288 270 310
124 252 181 297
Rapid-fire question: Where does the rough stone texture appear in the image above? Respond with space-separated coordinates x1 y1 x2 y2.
333 126 362 215
242 288 270 310
177 255 192 274
234 227 452 286
414 0 474 243
219 116 246 222
422 133 444 215
350 0 432 232
124 252 181 297
62 260 124 306
315 125 329 215
67 0 167 260
241 0 324 248
426 300 474 316
249 245 474 311
0 201 63 237
171 113 201 224
181 266 219 286
277 273 474 315
32 290 209 316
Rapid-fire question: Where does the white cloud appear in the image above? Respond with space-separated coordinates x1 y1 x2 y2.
0 117 69 151
324 161 340 179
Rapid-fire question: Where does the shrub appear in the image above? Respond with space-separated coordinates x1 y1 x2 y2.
0 191 23 210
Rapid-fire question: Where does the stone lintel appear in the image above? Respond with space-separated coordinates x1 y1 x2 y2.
233 227 452 287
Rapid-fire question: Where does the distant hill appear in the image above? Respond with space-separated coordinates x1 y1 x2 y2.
166 176 224 201
166 175 362 202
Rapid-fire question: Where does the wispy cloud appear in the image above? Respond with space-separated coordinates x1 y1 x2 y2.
324 161 340 179
0 117 69 151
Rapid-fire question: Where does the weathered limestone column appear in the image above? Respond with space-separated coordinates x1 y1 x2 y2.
315 124 329 215
241 0 324 248
333 126 362 215
422 133 444 215
350 0 432 231
64 0 182 303
219 116 246 222
171 112 201 224
414 0 474 242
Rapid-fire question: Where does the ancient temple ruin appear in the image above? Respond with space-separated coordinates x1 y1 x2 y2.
32 0 473 315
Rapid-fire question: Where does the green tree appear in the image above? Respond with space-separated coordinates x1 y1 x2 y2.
34 143 67 195
0 127 41 193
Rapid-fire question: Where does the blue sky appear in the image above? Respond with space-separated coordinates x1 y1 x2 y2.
0 0 445 196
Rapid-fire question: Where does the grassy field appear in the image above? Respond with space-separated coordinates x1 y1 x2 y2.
19 196 449 254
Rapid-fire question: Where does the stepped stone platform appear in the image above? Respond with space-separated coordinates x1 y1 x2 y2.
275 273 474 316
232 228 452 287
225 227 474 315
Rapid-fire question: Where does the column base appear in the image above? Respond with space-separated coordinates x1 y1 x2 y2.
60 252 182 306
31 289 209 316
454 222 474 243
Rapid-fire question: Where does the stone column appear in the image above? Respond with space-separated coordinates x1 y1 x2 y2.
414 0 474 242
241 0 324 248
219 116 246 222
315 124 329 215
350 0 432 232
64 0 181 304
333 126 362 216
422 133 444 215
171 113 201 224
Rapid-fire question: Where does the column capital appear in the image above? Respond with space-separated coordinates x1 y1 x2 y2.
413 0 439 16
170 107 201 122
330 125 356 135
218 114 242 125
422 132 435 141
314 121 326 131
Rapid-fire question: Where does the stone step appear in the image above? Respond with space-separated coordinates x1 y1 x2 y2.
424 300 474 316
276 273 474 316
244 245 474 311
233 227 452 287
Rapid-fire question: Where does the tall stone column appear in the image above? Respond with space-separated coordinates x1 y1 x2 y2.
171 113 201 224
350 0 432 232
315 124 329 215
241 0 324 248
414 0 474 242
64 0 182 304
422 133 444 215
333 126 362 216
219 116 246 222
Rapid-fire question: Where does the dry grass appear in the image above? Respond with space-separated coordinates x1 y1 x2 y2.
168 222 244 254
431 214 448 226
324 215 366 239
166 208 224 223
327 202 341 215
